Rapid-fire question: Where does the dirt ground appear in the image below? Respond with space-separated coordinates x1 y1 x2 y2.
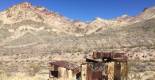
0 52 155 80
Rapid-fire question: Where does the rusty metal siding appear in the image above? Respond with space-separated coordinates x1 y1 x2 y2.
114 62 121 80
87 64 102 80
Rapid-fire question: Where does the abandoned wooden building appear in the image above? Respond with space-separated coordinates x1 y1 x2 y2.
49 52 128 80
49 61 81 80
81 52 128 80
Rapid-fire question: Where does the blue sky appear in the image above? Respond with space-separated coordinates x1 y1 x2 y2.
0 0 155 21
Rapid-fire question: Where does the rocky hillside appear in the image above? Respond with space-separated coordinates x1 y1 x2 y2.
0 2 155 60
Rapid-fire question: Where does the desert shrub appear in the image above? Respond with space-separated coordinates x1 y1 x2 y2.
0 70 8 80
71 47 83 53
0 20 3 26
128 71 142 80
27 63 41 76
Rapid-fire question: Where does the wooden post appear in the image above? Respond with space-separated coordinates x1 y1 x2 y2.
58 67 67 80
120 61 128 80
103 63 108 80
68 70 76 80
125 61 128 80
107 62 115 80
81 64 87 80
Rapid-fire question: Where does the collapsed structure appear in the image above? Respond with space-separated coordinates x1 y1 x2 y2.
49 52 128 80
49 61 81 80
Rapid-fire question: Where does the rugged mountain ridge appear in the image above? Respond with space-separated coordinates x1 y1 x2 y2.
0 2 77 35
1 2 155 35
0 2 155 60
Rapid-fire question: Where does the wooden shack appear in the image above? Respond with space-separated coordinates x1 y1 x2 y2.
81 52 128 80
49 61 81 80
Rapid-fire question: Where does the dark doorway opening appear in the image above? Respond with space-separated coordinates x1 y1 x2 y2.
76 72 81 80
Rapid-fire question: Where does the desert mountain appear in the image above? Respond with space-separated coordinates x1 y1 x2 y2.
1 2 155 35
0 2 155 60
